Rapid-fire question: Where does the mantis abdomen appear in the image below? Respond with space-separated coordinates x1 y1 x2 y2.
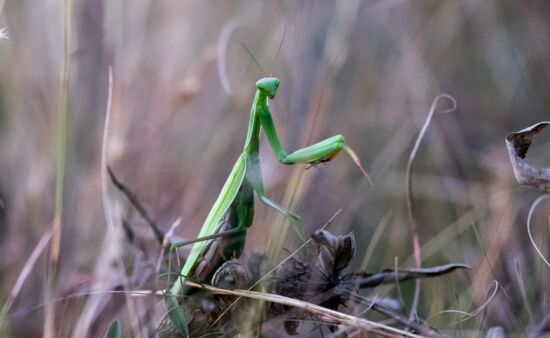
187 179 254 284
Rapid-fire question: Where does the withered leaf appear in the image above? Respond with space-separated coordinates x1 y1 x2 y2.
311 230 355 274
270 230 466 336
506 121 550 193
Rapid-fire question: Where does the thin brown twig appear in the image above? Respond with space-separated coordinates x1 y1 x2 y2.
278 284 441 337
341 288 442 337
470 220 519 322
155 218 182 278
9 284 421 338
406 94 456 321
107 166 165 245
185 281 424 338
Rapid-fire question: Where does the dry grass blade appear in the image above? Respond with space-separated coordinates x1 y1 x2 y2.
8 285 424 337
340 289 441 337
343 145 373 185
44 0 73 335
0 230 53 323
102 67 115 233
183 281 425 338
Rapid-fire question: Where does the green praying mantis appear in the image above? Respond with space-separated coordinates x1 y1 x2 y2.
164 77 370 336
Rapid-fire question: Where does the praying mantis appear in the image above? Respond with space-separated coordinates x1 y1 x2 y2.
163 77 370 336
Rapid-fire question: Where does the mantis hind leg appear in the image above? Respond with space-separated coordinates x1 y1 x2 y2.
245 154 306 241
257 194 306 243
258 194 300 222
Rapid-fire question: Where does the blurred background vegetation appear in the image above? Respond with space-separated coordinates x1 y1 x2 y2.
0 0 549 336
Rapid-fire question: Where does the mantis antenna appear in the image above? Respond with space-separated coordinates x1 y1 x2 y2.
269 25 286 76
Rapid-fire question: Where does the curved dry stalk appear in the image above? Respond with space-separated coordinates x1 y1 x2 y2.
527 195 550 268
406 94 457 319
217 18 242 95
426 280 499 326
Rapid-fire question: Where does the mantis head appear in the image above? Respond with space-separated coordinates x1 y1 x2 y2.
256 77 280 99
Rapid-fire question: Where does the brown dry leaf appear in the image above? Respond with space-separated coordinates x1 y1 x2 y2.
311 230 355 274
505 121 550 193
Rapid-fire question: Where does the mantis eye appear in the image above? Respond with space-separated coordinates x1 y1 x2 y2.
256 77 280 98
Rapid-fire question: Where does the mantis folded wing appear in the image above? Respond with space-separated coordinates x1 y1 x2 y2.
164 77 369 336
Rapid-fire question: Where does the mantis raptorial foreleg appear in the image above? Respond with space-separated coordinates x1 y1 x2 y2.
170 227 245 250
163 77 369 337
259 109 346 165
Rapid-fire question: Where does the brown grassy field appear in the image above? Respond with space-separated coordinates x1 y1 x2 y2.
0 1 549 337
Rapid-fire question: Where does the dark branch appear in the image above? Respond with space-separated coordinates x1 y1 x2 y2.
107 166 165 245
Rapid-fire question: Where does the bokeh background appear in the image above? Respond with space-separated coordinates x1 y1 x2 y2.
0 0 549 337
